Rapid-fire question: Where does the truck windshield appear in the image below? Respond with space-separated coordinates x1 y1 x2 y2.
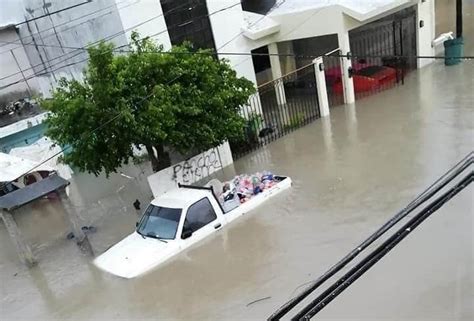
137 205 182 240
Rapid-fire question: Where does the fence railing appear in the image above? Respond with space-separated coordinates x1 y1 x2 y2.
230 63 321 159
322 50 344 108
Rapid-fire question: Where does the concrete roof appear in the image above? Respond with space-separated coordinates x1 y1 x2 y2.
242 0 416 41
270 0 413 17
242 12 281 40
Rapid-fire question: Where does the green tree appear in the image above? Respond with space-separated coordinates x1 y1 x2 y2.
43 33 255 175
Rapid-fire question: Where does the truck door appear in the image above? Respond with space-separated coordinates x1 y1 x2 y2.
180 197 223 248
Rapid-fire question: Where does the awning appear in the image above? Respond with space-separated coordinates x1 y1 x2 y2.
0 152 54 182
0 174 69 211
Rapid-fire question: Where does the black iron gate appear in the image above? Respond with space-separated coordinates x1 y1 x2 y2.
230 63 321 159
348 6 417 99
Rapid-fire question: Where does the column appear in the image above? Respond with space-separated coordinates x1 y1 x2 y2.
416 0 436 68
58 189 93 255
268 42 287 105
313 57 330 117
1 210 37 267
338 32 355 104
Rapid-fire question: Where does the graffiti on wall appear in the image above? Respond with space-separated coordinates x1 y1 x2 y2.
147 143 233 198
172 148 222 184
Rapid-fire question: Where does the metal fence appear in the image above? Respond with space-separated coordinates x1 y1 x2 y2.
322 51 345 108
230 8 418 159
230 63 321 159
347 8 417 100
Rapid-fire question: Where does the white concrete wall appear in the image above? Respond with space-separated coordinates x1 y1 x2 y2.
417 0 436 68
258 7 348 47
115 0 171 49
0 29 41 100
147 143 233 198
206 0 257 84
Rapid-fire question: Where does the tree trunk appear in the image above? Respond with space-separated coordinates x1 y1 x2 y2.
146 144 171 172
145 145 160 172
155 144 171 171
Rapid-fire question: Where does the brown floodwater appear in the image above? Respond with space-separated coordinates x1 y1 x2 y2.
1 17 473 321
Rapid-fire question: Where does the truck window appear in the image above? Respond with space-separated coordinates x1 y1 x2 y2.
137 205 182 239
183 197 217 235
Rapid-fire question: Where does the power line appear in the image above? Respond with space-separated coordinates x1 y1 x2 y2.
138 2 242 44
0 0 250 182
268 152 474 320
1 47 473 91
0 2 244 54
1 73 184 188
0 1 241 86
216 0 287 52
232 4 326 69
14 1 93 27
0 0 196 83
0 0 139 54
1 1 247 185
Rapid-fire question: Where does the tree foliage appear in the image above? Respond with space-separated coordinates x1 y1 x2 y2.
44 33 255 175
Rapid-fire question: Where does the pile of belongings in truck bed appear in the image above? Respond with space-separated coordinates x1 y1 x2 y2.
206 171 277 212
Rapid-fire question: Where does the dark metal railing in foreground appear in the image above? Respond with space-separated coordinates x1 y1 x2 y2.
269 152 474 320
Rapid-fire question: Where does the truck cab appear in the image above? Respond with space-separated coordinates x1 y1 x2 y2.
137 188 225 248
95 188 226 279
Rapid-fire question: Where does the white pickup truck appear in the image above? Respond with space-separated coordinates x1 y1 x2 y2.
94 175 292 279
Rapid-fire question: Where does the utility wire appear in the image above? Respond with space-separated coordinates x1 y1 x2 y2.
1 73 184 188
144 1 242 41
268 152 473 320
0 1 196 85
0 2 245 182
0 1 238 85
1 44 473 90
294 169 473 320
14 1 93 27
0 0 139 53
3 41 473 60
216 0 287 52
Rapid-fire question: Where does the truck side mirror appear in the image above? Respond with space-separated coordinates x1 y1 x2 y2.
136 222 139 227
182 230 192 239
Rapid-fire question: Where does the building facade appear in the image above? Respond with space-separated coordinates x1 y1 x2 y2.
0 0 437 169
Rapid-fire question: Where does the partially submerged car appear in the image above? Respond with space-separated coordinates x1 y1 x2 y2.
94 174 292 279
332 65 397 94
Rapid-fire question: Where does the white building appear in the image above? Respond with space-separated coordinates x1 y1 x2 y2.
0 0 437 184
0 0 435 100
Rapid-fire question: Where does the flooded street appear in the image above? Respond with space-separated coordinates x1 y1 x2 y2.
2 22 474 321
1 58 472 320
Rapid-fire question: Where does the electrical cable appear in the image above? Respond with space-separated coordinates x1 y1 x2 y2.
0 0 139 53
293 169 473 320
13 1 93 27
268 152 473 320
0 1 240 87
